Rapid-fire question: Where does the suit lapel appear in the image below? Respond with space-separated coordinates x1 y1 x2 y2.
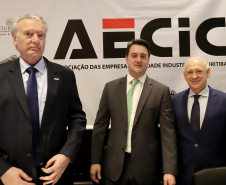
133 76 153 127
7 59 30 121
41 60 59 129
183 87 217 140
182 89 194 132
119 77 128 126
200 87 218 134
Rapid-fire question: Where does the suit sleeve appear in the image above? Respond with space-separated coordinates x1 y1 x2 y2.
91 83 111 164
0 151 11 178
160 87 178 175
59 70 87 162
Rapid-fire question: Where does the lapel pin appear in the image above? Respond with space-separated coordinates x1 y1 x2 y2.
54 78 60 80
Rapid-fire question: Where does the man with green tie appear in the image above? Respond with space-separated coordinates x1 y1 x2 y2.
90 39 177 185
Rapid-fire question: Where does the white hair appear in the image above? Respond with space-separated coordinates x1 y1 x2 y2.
10 14 48 36
184 57 210 72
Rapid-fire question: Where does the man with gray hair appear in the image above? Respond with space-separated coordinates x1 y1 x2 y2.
0 14 86 185
172 57 226 185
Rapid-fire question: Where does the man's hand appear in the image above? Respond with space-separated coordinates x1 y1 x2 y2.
39 154 71 185
90 164 101 184
0 167 35 185
163 174 176 185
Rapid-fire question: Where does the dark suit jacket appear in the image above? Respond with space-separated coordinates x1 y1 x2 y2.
91 76 177 185
0 58 86 183
172 87 226 185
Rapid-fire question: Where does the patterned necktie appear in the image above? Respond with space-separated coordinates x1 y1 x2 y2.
127 79 139 125
190 95 201 139
26 67 42 166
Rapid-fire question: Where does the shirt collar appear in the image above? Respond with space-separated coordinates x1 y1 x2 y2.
127 73 146 85
188 85 209 98
19 57 46 75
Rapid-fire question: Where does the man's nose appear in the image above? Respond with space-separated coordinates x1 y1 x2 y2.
191 72 198 78
136 56 142 62
31 34 40 44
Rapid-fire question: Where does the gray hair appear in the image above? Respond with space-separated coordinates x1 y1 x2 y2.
184 57 210 72
10 14 48 36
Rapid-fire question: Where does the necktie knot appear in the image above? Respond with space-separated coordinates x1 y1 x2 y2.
26 67 38 74
131 79 139 87
194 95 200 101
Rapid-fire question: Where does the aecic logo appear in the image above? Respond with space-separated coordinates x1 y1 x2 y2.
0 18 12 36
54 17 226 59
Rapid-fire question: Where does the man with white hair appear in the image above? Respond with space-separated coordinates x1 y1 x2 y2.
172 57 226 185
0 14 86 185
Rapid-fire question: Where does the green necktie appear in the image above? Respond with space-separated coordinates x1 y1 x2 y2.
127 79 139 126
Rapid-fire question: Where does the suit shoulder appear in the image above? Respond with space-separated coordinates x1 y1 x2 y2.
147 77 169 89
171 89 188 102
0 60 16 67
0 60 17 73
210 87 226 97
105 76 125 86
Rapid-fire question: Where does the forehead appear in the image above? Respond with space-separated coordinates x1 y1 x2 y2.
185 59 206 71
129 44 148 54
17 19 46 32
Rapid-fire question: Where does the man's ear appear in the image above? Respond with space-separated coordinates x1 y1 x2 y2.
125 55 128 64
13 34 17 47
207 68 211 78
183 72 186 80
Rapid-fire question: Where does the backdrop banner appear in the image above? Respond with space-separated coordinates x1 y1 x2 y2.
1 0 226 128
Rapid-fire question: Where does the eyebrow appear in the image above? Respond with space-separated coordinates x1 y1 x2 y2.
131 53 147 55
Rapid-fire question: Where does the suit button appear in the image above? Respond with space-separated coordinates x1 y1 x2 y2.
122 148 125 152
124 130 126 134
27 153 32 157
194 143 198 147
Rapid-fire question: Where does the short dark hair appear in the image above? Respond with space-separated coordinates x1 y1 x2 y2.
126 39 151 56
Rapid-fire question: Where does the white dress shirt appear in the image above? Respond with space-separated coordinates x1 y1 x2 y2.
19 57 48 125
187 86 209 128
125 73 146 153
